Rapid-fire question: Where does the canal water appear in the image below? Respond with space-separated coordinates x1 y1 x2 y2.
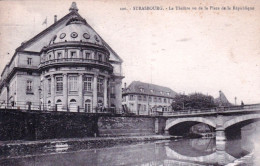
0 137 257 166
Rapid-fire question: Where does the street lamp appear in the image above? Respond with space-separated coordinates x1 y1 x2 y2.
38 86 42 111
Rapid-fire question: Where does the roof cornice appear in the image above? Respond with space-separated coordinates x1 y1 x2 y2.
16 11 82 52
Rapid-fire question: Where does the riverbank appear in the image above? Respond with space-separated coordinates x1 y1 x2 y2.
0 135 171 159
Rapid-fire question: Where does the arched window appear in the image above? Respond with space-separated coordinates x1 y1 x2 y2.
70 99 76 102
56 99 62 111
69 99 77 112
85 99 91 113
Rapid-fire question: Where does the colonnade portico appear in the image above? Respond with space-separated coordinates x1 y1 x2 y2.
41 72 109 112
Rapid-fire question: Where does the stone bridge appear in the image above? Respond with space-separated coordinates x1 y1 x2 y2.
164 104 260 140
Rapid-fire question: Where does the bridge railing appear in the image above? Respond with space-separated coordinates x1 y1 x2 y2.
162 103 260 116
162 108 216 116
223 104 260 112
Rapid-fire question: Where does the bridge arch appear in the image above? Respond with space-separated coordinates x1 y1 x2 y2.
165 117 216 130
223 114 260 129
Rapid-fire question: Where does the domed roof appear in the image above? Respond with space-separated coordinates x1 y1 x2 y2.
50 16 103 46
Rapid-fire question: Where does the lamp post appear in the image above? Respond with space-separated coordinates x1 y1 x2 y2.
38 86 42 111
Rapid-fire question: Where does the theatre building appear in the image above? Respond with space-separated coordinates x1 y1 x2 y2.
122 81 177 115
0 3 124 112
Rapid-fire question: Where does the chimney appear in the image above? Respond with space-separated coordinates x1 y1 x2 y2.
124 83 127 89
54 15 57 23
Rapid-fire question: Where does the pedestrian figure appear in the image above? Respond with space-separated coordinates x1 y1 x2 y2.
241 101 244 108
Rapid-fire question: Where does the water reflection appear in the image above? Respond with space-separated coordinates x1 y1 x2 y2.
0 138 253 166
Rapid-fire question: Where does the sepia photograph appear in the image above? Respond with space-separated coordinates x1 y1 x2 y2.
0 0 259 165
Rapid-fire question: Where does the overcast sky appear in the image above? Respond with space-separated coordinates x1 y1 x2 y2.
0 0 259 104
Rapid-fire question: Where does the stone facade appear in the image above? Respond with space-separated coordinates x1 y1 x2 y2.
0 3 124 112
122 81 177 115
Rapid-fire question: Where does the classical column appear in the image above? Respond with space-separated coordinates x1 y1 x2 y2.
93 74 98 112
63 73 68 111
79 49 83 59
43 77 46 110
103 77 108 108
50 74 55 111
65 49 68 58
6 85 9 108
79 73 83 111
107 79 111 108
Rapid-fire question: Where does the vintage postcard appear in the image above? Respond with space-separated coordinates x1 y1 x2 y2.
0 0 259 165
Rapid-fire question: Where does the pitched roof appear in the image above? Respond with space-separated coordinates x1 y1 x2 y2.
214 90 231 106
16 11 77 52
17 6 122 63
123 81 177 98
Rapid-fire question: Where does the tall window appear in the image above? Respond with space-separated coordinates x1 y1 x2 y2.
26 80 32 92
56 76 63 93
48 79 51 94
164 98 167 103
70 51 76 58
85 99 91 112
122 97 126 102
94 53 98 60
149 96 152 102
130 95 134 101
69 76 78 91
27 58 32 65
159 97 162 103
83 76 92 91
98 53 102 61
57 52 62 59
97 78 103 92
154 97 157 102
143 95 147 101
138 95 142 101
85 52 91 59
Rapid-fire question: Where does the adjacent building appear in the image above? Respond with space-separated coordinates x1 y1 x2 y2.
0 2 124 112
122 81 177 115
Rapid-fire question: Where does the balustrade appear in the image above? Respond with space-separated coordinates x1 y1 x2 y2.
39 58 113 69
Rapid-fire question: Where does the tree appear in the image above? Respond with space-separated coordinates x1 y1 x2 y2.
171 93 217 111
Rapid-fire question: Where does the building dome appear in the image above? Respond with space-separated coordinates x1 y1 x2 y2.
50 16 103 46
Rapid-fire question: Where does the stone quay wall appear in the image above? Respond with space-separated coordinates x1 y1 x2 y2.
0 109 166 141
